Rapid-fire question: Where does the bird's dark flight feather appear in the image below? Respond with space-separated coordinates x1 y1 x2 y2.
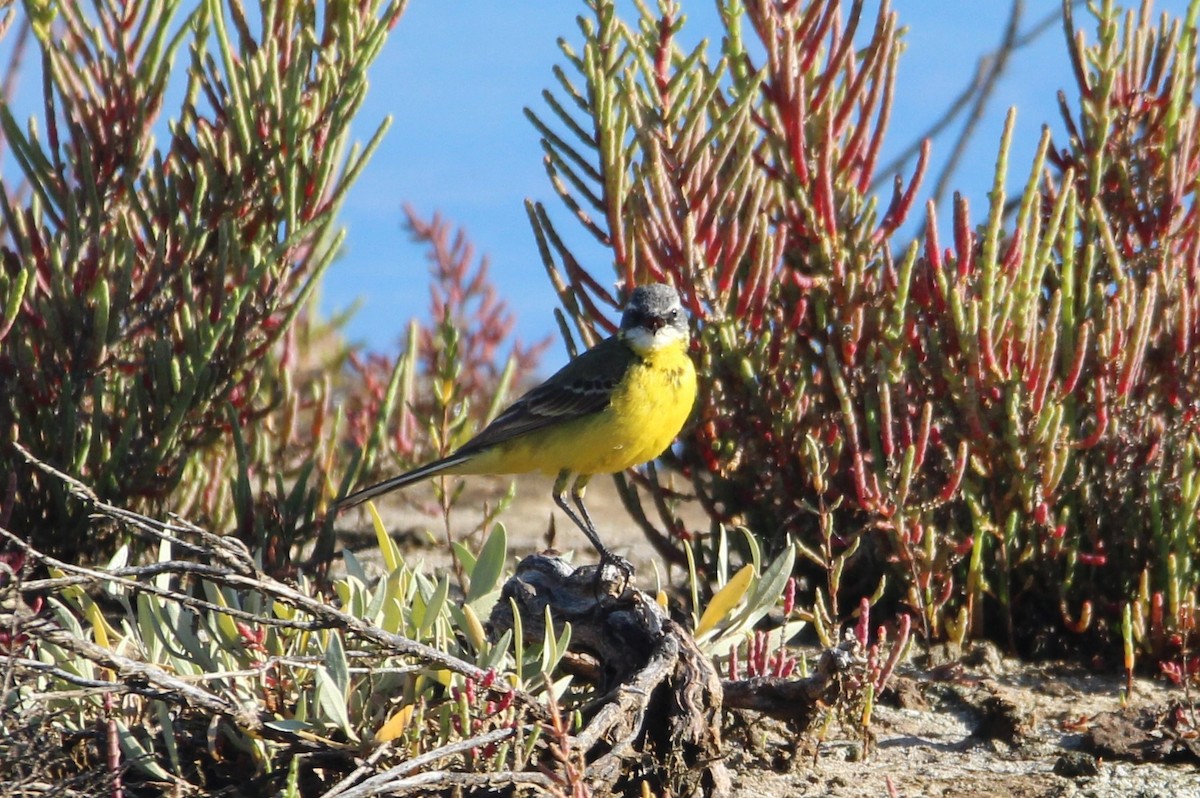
455 336 636 456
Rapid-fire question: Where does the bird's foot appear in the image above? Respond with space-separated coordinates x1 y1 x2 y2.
595 550 635 597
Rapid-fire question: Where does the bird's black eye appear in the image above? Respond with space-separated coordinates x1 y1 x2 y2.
668 308 679 321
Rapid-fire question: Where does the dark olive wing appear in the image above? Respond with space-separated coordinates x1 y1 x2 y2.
456 336 634 455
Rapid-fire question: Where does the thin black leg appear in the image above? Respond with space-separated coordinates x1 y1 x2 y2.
553 470 593 545
552 470 633 582
571 475 633 581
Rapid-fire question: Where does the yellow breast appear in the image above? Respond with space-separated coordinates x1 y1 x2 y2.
564 338 697 475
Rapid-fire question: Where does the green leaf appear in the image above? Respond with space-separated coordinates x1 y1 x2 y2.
154 539 173 591
154 702 182 776
738 526 762 574
716 525 730 586
451 541 478 575
116 722 171 780
510 597 525 684
371 503 402 573
381 595 404 635
466 523 507 604
548 672 574 702
314 666 356 741
540 606 559 674
264 719 313 734
448 601 487 653
740 544 796 630
201 582 240 646
166 604 211 673
104 545 130 593
481 629 513 671
363 572 388 624
420 575 450 636
342 549 367 583
324 631 350 695
541 609 572 675
336 575 368 620
411 585 428 633
136 593 165 663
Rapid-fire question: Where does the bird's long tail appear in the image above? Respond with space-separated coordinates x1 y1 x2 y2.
333 451 476 512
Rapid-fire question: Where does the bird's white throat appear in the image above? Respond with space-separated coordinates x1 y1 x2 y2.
624 323 687 354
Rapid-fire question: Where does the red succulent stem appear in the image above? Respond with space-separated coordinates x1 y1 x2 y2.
954 195 974 279
938 441 968 503
856 596 871 648
874 140 929 246
913 403 931 469
924 200 941 271
1059 321 1091 399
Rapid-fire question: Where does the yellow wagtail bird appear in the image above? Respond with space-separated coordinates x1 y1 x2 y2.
334 283 697 569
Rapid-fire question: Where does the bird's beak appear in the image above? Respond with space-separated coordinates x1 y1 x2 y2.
645 317 664 333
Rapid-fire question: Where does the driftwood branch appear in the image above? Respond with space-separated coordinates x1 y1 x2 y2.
327 727 521 798
334 770 556 797
489 555 867 796
721 641 859 726
489 554 731 798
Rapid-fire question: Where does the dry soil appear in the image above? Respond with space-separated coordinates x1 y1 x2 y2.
338 474 1200 798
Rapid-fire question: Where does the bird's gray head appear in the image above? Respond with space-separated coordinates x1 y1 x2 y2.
619 283 689 353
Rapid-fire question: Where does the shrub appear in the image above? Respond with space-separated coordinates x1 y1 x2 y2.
0 0 405 561
527 0 1198 664
0 487 801 795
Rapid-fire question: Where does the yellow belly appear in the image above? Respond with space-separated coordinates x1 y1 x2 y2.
462 341 697 477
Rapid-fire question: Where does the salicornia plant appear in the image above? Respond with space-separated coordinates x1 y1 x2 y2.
527 0 1199 666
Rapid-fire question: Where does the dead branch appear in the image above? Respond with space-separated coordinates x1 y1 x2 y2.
490 553 731 798
0 530 325 632
721 640 859 727
327 727 523 798
10 604 269 736
9 443 548 720
872 2 1085 213
336 769 557 797
12 441 257 573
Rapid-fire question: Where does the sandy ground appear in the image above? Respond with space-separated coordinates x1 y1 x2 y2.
336 472 708 583
726 658 1200 798
337 474 1200 798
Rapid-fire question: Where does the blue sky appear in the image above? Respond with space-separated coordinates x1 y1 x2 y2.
4 3 1188 368
328 1 1191 368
